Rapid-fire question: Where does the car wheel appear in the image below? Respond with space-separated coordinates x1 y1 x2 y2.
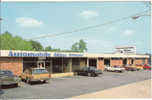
13 83 18 87
43 80 47 83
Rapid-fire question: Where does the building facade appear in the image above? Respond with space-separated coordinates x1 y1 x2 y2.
0 50 149 77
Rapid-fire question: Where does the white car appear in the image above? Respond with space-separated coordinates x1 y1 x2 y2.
104 66 125 73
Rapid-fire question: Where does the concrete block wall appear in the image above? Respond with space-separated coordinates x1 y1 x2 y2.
110 59 123 66
97 59 104 71
0 57 23 76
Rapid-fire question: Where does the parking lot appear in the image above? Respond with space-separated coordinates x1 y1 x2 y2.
0 70 151 99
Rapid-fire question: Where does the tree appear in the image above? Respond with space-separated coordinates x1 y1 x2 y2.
71 39 87 52
71 42 79 52
79 39 87 52
0 31 33 50
29 40 43 51
45 46 52 51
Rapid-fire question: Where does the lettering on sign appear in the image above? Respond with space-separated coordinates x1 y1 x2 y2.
8 51 51 57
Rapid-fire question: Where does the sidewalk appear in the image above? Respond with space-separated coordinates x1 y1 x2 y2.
70 80 151 98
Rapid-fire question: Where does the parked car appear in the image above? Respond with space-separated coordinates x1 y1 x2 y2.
143 64 151 70
74 66 103 77
20 67 50 84
124 65 137 71
135 64 144 70
0 70 21 86
130 65 141 71
104 66 125 73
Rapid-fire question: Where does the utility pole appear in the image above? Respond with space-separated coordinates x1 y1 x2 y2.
132 14 151 20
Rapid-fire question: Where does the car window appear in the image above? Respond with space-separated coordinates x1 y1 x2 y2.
0 70 13 75
0 71 5 75
32 69 48 74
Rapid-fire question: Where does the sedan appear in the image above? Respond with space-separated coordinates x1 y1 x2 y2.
124 65 137 71
74 66 103 77
104 66 125 73
143 64 151 70
0 70 21 86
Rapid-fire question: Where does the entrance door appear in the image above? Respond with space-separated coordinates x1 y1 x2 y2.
123 58 127 66
104 58 110 66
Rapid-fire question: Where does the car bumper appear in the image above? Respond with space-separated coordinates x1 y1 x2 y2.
0 81 19 85
30 78 50 82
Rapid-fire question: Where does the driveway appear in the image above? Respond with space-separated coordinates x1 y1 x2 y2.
0 70 151 99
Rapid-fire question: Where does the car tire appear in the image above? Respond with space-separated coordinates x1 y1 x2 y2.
13 83 18 87
43 80 47 83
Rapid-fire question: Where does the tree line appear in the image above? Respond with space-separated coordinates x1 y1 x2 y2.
0 31 87 52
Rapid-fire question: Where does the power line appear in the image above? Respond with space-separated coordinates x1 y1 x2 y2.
30 9 150 40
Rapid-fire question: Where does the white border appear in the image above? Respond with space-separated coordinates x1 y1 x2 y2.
0 0 151 2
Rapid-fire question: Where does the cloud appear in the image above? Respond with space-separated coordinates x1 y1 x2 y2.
123 29 135 36
80 10 98 19
16 17 43 28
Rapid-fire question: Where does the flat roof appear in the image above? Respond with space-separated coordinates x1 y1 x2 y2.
0 50 149 58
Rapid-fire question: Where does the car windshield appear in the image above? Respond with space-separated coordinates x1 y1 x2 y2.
32 69 48 74
0 70 13 76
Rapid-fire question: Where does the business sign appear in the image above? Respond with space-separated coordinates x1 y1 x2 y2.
115 46 136 54
8 51 51 57
8 51 84 57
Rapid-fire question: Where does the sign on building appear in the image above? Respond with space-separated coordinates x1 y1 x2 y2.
115 46 136 54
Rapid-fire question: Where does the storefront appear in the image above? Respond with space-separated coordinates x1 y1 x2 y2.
0 50 149 77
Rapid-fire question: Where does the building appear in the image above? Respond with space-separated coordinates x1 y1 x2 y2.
0 50 149 77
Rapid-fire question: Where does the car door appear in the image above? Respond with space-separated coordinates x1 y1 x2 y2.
82 67 88 75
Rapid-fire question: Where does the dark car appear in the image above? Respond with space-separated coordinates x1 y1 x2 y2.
0 70 21 86
74 66 103 77
124 65 137 71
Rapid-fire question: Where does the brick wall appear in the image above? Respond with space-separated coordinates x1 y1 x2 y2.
134 59 144 65
97 59 104 71
110 58 123 66
145 58 148 64
0 57 23 76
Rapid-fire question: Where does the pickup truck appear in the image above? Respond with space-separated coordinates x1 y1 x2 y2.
104 66 125 73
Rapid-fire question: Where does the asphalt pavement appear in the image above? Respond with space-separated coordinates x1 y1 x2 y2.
0 70 151 99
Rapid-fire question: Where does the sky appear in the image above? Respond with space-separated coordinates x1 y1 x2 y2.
0 2 151 53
